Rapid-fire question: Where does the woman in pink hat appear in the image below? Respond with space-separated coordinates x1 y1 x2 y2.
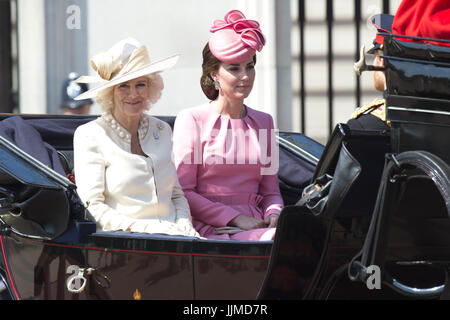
173 10 283 241
73 38 199 237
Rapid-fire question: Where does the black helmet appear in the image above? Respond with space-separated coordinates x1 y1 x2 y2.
61 72 93 109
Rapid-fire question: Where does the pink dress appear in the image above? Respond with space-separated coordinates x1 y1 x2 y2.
172 104 283 240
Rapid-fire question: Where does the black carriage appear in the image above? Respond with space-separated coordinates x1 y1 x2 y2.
0 112 320 300
0 33 449 300
260 34 450 300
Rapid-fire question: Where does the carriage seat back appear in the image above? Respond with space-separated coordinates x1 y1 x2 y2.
383 37 450 165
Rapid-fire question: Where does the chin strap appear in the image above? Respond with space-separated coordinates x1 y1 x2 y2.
354 45 384 76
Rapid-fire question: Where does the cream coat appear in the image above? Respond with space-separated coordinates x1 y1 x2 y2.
73 112 199 237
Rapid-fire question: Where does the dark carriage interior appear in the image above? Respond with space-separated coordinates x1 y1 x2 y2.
0 113 319 249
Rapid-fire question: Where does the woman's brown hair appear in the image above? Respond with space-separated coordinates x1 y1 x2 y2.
200 43 256 100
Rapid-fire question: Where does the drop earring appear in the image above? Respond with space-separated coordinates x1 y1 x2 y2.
214 80 220 90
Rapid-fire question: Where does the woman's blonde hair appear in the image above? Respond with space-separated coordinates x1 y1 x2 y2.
96 73 164 112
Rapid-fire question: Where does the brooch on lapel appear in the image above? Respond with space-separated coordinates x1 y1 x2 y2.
153 122 164 140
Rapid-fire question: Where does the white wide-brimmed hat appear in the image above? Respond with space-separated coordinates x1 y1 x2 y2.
74 38 179 100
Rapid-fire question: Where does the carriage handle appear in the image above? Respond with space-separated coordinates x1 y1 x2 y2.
66 265 111 294
67 266 95 294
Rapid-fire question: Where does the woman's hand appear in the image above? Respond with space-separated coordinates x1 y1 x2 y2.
228 214 265 230
264 214 279 228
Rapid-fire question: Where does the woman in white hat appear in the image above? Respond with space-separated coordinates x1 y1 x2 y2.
73 38 199 237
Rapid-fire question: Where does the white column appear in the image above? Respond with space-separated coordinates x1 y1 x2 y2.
240 0 292 130
275 0 293 131
240 0 277 124
45 0 89 114
17 0 47 114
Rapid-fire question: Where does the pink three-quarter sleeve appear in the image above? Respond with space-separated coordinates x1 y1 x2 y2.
258 115 284 218
173 110 241 227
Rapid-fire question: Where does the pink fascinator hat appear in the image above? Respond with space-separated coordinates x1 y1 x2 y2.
208 10 266 64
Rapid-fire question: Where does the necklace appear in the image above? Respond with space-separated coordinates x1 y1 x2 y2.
102 113 150 143
213 101 247 119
